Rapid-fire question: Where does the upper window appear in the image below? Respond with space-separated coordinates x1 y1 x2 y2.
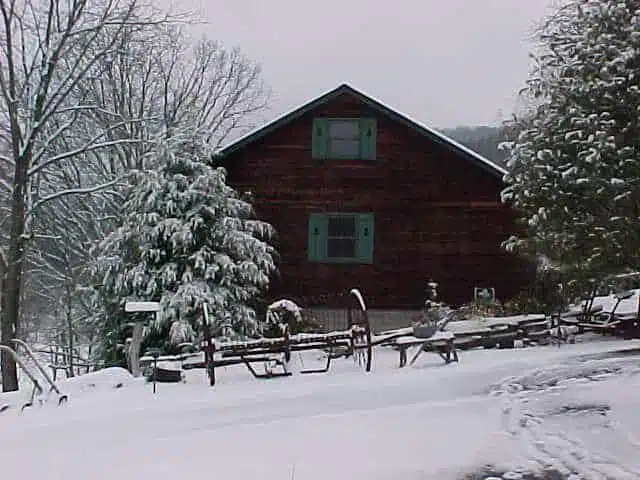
308 212 374 264
312 118 377 160
328 120 360 158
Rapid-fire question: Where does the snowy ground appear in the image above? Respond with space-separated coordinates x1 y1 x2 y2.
1 338 640 480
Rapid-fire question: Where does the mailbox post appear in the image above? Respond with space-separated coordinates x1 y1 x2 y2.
145 348 162 394
124 301 160 377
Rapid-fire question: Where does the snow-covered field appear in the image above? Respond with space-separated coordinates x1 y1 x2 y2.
1 338 640 480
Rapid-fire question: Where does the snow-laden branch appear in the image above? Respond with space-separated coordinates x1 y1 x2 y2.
29 137 145 177
29 179 121 214
31 233 63 241
0 175 12 192
0 246 6 271
0 154 14 167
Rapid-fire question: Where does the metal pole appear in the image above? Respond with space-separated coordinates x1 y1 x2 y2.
153 358 157 394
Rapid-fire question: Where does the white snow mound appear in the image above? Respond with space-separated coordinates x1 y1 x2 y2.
58 367 135 395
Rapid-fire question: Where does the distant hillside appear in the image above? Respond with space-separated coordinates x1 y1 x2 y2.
440 125 508 167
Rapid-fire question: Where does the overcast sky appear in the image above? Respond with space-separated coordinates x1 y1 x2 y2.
173 0 555 129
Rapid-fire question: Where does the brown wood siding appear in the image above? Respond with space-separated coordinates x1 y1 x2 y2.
225 93 534 308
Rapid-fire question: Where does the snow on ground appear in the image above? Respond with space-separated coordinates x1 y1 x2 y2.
1 339 640 480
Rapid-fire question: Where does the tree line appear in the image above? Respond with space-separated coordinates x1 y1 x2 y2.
440 125 509 167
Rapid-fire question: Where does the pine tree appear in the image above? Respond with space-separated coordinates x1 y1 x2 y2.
93 138 277 352
501 0 640 289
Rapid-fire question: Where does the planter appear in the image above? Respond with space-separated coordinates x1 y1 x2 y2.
146 367 183 383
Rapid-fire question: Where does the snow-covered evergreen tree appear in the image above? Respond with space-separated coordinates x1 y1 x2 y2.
94 137 277 350
501 0 640 287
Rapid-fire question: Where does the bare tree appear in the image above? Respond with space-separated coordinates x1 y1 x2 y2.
77 25 268 172
156 30 268 148
0 20 269 385
0 0 180 392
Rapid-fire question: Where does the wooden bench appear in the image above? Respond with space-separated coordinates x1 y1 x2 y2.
393 330 458 367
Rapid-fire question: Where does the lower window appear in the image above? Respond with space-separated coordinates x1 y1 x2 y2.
308 213 374 264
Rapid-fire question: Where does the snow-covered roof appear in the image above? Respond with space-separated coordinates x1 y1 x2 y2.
215 83 507 179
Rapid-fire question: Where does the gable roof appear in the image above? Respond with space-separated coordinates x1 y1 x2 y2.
215 83 507 179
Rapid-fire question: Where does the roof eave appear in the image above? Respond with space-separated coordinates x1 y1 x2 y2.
215 83 507 181
215 84 352 159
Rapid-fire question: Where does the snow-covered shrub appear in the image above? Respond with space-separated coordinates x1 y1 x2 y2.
262 311 324 338
93 136 277 356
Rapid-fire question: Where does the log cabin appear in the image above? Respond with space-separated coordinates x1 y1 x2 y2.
216 83 534 321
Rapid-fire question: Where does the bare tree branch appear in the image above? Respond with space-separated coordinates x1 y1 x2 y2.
29 136 144 177
31 178 121 213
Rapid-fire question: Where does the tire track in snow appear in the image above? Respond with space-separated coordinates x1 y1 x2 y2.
542 428 640 480
492 361 640 480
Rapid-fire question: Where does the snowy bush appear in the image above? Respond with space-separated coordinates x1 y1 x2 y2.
93 136 277 353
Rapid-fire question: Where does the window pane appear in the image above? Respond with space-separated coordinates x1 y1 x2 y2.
329 138 360 157
327 238 356 258
327 216 356 237
329 120 359 139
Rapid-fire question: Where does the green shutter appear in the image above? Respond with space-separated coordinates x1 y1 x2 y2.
312 118 328 160
357 213 374 263
359 118 377 160
308 213 327 262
